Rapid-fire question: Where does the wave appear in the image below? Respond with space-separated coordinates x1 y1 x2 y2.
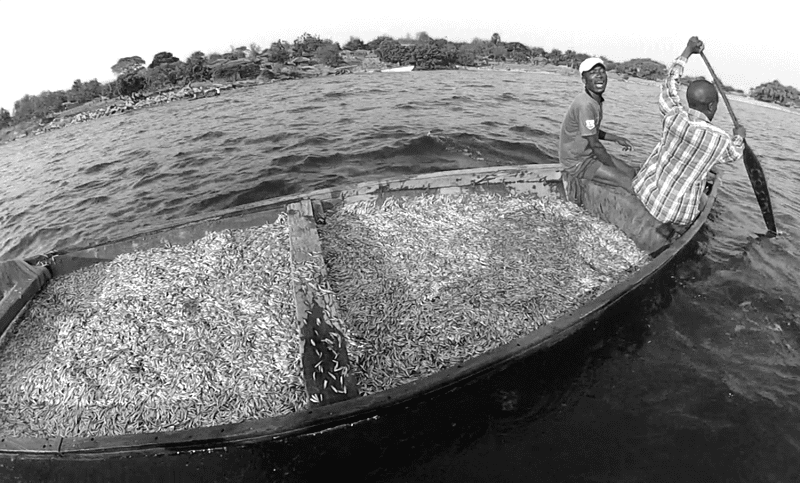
185 178 300 215
74 195 111 207
287 105 325 114
192 131 227 141
510 125 551 137
221 136 246 146
239 132 291 145
82 160 119 175
266 133 558 185
73 179 109 192
132 172 173 189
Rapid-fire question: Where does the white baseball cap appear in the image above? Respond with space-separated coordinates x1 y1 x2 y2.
579 57 605 75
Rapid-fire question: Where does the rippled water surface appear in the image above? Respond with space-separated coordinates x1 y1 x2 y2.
2 69 799 482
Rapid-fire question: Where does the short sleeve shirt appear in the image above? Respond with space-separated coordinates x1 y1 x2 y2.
559 91 603 175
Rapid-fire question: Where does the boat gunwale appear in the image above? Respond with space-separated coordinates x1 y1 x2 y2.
23 164 563 265
1 164 718 456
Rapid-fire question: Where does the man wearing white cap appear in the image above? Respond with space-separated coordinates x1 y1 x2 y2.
557 57 675 255
559 57 637 197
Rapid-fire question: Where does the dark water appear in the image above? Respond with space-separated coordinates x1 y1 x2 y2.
2 70 799 482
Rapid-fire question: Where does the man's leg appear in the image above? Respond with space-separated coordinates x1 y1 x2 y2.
612 158 637 179
588 164 635 194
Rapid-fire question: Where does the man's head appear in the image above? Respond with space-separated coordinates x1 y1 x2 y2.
687 80 719 120
579 57 607 96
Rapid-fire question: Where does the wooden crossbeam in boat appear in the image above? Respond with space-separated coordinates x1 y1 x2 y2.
286 200 359 406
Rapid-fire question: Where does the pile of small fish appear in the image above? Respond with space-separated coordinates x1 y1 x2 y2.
0 190 652 439
318 192 651 395
0 214 305 439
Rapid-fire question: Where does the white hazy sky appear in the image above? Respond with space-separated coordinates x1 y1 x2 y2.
1 0 797 113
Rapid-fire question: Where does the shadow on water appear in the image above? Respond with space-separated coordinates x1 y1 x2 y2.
362 224 800 483
341 230 709 482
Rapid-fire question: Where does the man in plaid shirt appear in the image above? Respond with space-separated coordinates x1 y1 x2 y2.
633 37 746 233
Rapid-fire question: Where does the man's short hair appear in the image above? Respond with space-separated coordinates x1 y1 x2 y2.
687 80 718 109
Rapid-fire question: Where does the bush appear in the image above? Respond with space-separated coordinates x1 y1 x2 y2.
117 71 147 97
614 58 667 81
314 43 341 67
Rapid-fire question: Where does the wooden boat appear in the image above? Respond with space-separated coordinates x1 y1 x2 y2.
0 163 718 482
381 65 414 73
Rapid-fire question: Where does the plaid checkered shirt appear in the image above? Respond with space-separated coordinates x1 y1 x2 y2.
633 56 744 226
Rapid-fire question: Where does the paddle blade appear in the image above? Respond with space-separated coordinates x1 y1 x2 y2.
741 141 777 235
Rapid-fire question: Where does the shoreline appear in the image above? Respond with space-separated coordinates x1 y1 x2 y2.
726 93 800 115
2 63 796 144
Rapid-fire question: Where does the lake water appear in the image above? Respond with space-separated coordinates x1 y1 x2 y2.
1 69 799 482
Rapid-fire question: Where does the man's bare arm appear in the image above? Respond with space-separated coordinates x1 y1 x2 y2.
586 134 636 178
598 130 632 151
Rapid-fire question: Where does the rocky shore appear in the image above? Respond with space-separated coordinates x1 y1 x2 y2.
26 82 255 137
8 58 791 145
0 64 360 144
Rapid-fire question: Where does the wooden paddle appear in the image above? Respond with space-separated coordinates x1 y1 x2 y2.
700 51 777 236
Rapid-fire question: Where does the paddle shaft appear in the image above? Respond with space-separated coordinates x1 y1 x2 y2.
699 51 777 235
699 52 741 127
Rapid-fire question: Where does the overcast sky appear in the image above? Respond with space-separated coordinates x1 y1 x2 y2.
1 0 797 113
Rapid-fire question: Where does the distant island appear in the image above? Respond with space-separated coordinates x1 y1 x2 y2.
1 32 797 143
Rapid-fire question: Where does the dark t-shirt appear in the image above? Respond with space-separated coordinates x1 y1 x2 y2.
558 91 603 176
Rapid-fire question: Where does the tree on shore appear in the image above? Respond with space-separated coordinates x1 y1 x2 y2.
265 40 291 64
0 108 11 129
314 41 341 67
145 61 187 91
455 43 480 66
117 71 147 97
411 41 447 69
248 43 262 61
750 80 799 107
66 79 104 104
224 46 248 61
376 38 409 65
211 58 261 82
186 51 212 82
111 56 145 76
366 35 394 51
343 36 366 51
149 52 180 69
614 58 666 81
294 33 325 57
12 91 67 122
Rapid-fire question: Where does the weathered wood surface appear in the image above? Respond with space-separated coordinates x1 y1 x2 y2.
333 164 563 205
0 260 51 342
286 200 359 406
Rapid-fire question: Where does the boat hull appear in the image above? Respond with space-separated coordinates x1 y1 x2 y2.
0 164 719 482
381 65 414 73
